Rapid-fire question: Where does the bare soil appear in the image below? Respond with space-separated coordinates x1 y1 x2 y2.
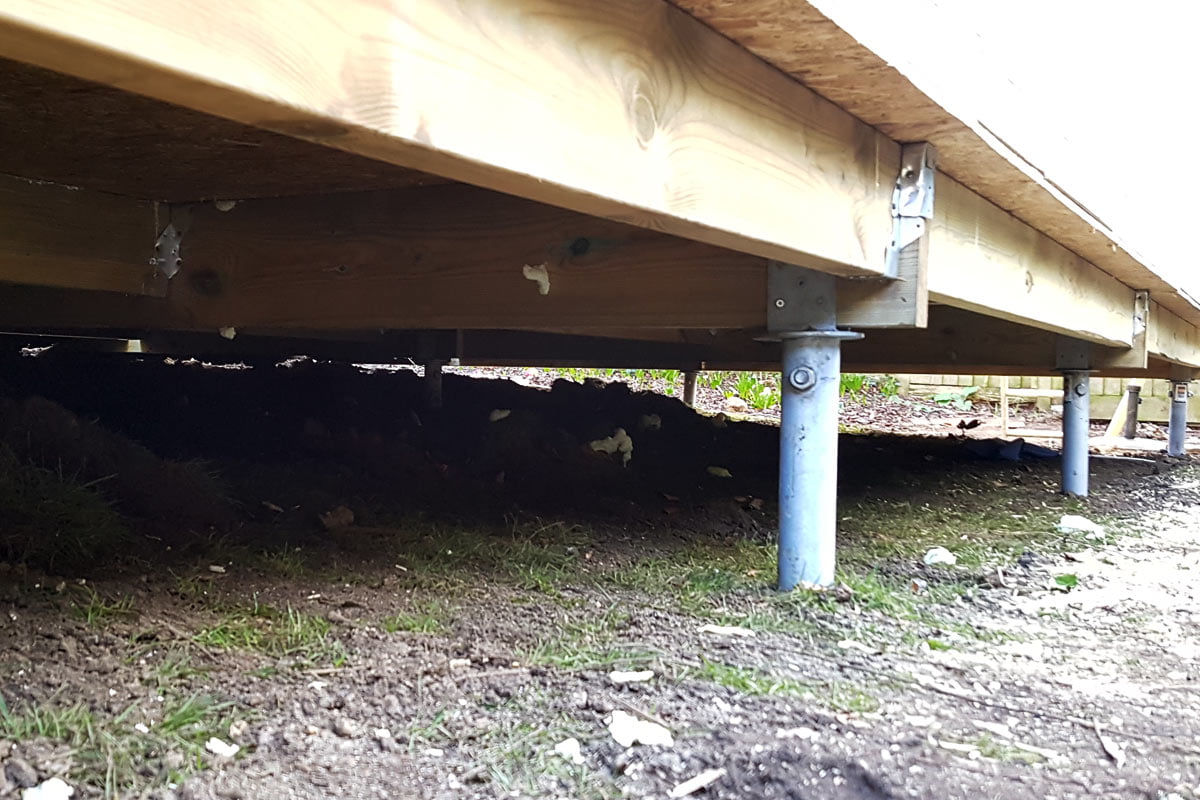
0 353 1197 800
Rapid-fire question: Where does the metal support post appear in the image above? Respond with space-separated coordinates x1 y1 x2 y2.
682 371 698 407
1061 370 1091 497
779 331 858 589
767 263 862 590
424 359 444 410
1168 381 1189 457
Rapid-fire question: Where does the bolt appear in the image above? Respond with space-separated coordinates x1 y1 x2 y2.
788 366 817 392
774 298 786 309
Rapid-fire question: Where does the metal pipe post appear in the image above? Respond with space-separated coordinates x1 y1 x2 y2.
1168 381 1189 457
424 359 444 410
1061 370 1091 497
778 331 857 590
682 371 698 407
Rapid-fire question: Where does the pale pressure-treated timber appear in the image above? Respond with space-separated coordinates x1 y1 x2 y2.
0 173 163 296
1149 303 1200 368
0 182 918 331
0 0 898 278
670 0 1200 327
928 175 1134 348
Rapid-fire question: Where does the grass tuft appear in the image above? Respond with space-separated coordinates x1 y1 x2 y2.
0 446 132 570
195 601 347 667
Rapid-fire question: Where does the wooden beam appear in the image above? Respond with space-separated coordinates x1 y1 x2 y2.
0 173 164 296
0 0 898 278
1149 302 1200 368
928 175 1134 348
0 184 927 332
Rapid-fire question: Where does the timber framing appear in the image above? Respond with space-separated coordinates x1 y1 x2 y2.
0 0 1193 376
0 176 1188 372
0 0 901 278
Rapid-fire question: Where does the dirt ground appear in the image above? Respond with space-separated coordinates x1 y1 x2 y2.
0 352 1197 800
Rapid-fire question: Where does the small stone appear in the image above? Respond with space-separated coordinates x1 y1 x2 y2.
725 396 749 412
5 758 37 788
383 695 403 717
332 717 359 738
228 720 251 744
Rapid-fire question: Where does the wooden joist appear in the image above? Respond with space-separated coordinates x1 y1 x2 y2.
928 175 1134 348
0 0 899 278
0 174 164 296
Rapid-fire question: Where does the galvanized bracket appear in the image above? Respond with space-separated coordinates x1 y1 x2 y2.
885 142 937 278
1055 336 1091 371
766 261 837 333
150 204 192 280
1132 290 1150 341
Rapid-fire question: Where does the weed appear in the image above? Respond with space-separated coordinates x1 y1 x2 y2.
932 385 980 410
840 373 869 397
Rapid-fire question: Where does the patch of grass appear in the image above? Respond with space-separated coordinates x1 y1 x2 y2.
194 601 346 667
70 586 137 627
693 659 808 696
382 598 451 634
406 699 613 800
690 659 879 713
524 607 653 670
253 547 314 578
974 734 1046 764
388 518 592 593
0 691 240 799
0 446 132 570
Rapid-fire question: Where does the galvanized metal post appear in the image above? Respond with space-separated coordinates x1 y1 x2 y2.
1168 381 1189 457
424 359 444 410
779 331 856 589
767 263 862 590
1061 370 1091 497
682 371 698 407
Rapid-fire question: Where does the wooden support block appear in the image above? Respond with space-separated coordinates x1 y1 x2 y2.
0 174 164 295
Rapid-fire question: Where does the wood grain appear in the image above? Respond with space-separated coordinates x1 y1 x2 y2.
0 174 162 295
671 0 1200 326
929 175 1134 347
0 0 898 277
0 57 441 201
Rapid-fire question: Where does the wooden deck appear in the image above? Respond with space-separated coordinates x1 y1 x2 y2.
0 0 1194 381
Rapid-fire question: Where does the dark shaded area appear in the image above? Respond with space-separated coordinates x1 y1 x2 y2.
0 348 1174 571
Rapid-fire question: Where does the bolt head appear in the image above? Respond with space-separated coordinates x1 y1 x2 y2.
787 366 818 392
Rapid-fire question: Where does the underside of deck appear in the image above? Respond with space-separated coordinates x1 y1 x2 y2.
0 0 1194 585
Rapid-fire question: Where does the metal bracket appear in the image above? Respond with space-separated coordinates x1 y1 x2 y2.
150 204 192 279
1055 336 1090 371
1132 290 1149 340
766 262 837 333
885 142 937 278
